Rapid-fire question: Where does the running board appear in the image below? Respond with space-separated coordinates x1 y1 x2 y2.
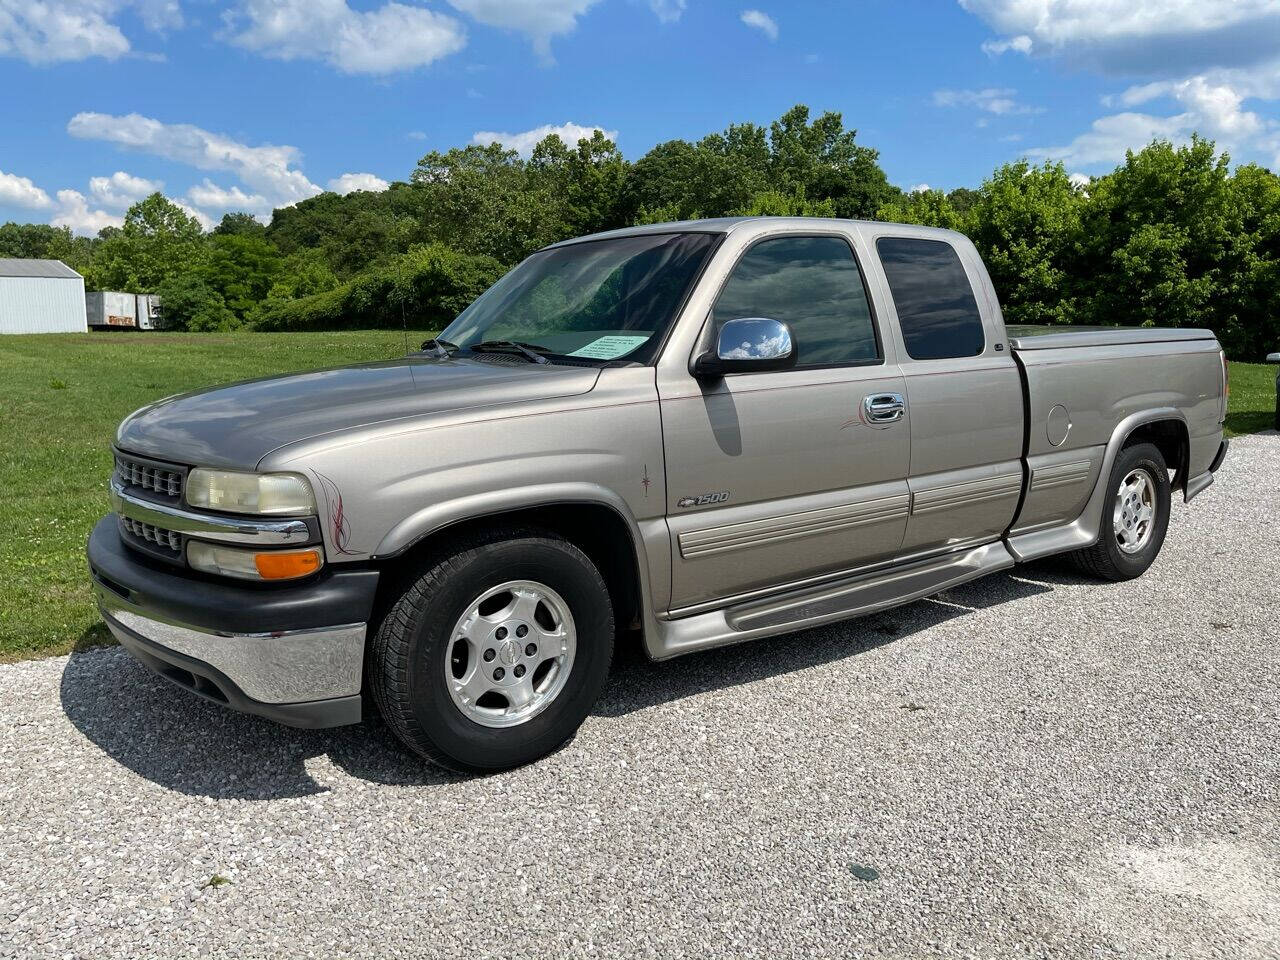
649 541 1016 660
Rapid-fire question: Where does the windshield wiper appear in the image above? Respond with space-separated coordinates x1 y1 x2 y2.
418 337 459 359
469 340 552 364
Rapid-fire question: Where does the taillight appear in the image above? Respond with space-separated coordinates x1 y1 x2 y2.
1220 349 1229 421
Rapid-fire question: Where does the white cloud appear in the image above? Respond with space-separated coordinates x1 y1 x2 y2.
88 170 162 208
910 183 931 193
327 172 389 194
963 2 1280 170
1029 73 1279 170
960 1 1280 73
67 111 321 207
1068 173 1092 188
173 199 213 231
50 189 121 236
446 0 602 61
1115 76 1265 138
186 179 270 214
0 170 52 209
981 34 1031 56
1028 111 1189 168
933 87 1040 115
649 0 686 23
0 0 181 65
472 121 618 157
407 130 427 141
740 9 777 41
229 0 466 75
724 331 788 360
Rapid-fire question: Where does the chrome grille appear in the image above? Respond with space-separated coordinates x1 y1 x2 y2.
115 452 183 499
119 516 182 555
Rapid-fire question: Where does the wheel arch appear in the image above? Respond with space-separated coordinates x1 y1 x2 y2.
1121 416 1190 493
1006 406 1188 563
370 487 656 652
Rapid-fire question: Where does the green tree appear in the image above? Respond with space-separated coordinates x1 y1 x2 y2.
410 143 562 264
194 233 284 321
622 105 895 223
1222 164 1280 358
213 212 266 237
1077 137 1234 337
527 130 629 237
877 188 970 232
265 187 412 277
86 193 205 291
966 161 1086 326
734 185 837 217
0 223 96 271
154 275 238 331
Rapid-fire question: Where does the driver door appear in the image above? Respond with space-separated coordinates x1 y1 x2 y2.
657 231 911 612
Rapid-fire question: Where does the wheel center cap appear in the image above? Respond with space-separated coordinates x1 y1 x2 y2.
497 637 521 666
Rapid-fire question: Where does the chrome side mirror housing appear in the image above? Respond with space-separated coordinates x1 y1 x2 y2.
694 317 796 377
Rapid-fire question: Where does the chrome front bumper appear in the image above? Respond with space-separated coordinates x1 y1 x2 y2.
87 516 377 729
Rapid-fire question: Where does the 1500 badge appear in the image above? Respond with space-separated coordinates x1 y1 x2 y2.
677 491 730 508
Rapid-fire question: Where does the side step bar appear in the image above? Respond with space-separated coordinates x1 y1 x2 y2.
650 541 1016 660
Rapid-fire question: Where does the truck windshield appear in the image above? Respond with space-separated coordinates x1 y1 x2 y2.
439 232 718 364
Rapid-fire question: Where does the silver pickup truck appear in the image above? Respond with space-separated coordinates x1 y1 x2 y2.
88 217 1229 772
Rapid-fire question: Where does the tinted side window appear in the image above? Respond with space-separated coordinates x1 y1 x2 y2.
712 236 879 367
876 237 985 360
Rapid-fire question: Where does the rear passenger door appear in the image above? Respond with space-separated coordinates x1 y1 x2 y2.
868 232 1023 555
658 231 911 612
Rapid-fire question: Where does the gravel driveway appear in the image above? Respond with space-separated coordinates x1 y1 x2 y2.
2 436 1277 960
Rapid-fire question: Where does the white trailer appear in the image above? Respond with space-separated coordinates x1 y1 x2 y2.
135 293 162 330
86 291 138 330
0 259 87 334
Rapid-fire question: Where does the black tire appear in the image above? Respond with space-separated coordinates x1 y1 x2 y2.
1070 442 1171 582
369 526 614 774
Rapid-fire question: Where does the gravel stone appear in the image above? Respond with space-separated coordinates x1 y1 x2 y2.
1 436 1276 959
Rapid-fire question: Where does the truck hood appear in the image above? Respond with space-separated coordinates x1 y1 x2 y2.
116 356 601 469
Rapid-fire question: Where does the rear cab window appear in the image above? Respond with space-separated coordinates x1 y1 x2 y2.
875 237 985 361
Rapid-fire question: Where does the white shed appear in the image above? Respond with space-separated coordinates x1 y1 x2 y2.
0 259 88 334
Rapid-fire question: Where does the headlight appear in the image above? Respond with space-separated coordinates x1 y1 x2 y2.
185 469 316 516
188 542 324 581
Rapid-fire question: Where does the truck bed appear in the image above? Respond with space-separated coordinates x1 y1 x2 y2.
1006 325 1217 351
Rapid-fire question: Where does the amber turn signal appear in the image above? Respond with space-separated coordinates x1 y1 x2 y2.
254 549 323 580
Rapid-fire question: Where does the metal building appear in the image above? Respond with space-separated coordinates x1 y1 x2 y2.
0 259 87 334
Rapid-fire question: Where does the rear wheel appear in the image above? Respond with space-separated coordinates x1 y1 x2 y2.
370 528 614 773
1070 442 1170 581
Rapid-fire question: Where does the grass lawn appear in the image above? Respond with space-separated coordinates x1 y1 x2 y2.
0 330 436 664
1224 361 1277 437
0 332 1274 664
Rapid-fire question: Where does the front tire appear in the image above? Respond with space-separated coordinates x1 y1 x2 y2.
370 527 614 773
1070 442 1171 581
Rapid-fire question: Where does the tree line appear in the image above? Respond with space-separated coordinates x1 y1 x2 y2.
1 105 1276 359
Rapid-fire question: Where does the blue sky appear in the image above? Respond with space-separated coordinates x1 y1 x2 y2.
2 0 1278 234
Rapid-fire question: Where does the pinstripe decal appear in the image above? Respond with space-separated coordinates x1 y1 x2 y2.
1029 460 1093 492
909 473 1023 516
678 494 910 560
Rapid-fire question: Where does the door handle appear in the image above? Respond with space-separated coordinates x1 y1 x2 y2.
863 393 905 424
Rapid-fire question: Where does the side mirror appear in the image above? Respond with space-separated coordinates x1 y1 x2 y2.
694 317 796 378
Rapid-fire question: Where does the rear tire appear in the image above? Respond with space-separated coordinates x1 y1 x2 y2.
1070 442 1170 582
370 527 614 773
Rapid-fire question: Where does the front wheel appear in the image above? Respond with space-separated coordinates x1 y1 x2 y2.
369 528 614 773
1070 442 1171 581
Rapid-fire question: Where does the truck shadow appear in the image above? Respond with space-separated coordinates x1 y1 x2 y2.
596 563 1069 717
58 564 1069 799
